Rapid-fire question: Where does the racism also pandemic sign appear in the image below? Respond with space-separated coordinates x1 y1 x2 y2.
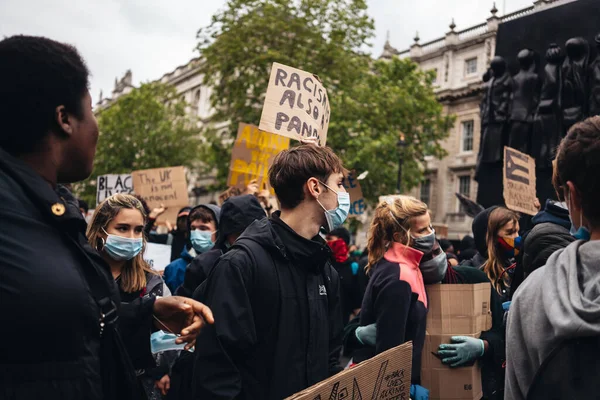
96 174 133 205
259 62 330 146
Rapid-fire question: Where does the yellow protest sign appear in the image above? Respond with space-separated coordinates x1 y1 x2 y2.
227 123 290 194
259 62 330 146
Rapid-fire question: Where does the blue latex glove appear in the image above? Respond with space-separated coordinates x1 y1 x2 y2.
355 323 376 346
437 336 484 367
410 384 429 400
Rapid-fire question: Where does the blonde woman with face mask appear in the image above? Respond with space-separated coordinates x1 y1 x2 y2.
353 196 445 394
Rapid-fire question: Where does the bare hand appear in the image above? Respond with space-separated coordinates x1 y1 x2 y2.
534 198 541 211
165 220 173 232
155 374 170 396
300 137 319 146
149 203 167 220
153 296 215 351
245 179 260 196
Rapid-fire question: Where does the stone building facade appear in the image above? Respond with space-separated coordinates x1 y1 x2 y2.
383 0 570 240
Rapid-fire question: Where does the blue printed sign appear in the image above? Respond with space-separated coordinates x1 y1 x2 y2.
343 170 366 217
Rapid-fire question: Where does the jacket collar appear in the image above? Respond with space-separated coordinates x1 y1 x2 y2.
384 241 424 269
0 147 87 230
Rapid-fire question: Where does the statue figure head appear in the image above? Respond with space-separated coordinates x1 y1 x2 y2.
517 49 535 72
565 37 589 62
546 43 564 65
490 56 507 78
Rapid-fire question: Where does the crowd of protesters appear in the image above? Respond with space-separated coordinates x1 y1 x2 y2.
2 34 600 400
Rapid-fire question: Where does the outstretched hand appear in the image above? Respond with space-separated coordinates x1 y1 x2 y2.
153 296 214 350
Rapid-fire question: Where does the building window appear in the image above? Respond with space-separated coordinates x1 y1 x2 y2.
420 179 431 206
461 120 474 152
458 175 471 213
465 57 478 76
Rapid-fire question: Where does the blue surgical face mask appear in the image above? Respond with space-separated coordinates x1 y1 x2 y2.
190 229 215 253
150 330 188 354
316 181 351 232
103 230 143 261
567 191 591 241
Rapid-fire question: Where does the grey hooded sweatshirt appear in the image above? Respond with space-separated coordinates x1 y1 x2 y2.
505 240 600 400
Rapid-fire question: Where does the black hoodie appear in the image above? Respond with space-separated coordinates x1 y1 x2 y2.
192 212 343 400
176 195 266 298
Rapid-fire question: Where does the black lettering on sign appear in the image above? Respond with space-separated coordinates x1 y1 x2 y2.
288 116 302 134
275 112 289 129
275 68 288 87
280 90 295 108
98 176 107 191
303 77 314 92
464 384 473 391
159 169 172 182
505 148 530 185
287 72 301 90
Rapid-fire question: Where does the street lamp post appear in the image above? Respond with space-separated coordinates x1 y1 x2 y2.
396 132 407 193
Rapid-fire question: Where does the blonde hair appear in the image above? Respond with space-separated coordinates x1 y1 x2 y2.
482 207 520 294
87 193 156 293
366 195 429 274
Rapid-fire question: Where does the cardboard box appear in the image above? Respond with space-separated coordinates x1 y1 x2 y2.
421 333 481 370
421 365 482 400
286 342 413 400
426 284 492 335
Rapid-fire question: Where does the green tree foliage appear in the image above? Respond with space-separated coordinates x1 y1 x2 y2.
328 58 454 200
75 82 199 205
197 0 452 202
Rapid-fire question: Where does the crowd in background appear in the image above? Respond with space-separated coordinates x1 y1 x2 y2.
2 34 600 400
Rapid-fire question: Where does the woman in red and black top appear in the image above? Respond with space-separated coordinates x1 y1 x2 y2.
356 195 446 386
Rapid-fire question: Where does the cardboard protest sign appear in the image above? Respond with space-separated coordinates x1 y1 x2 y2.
132 166 189 224
259 63 330 146
227 123 290 193
96 174 133 205
144 242 172 272
286 342 412 400
503 147 537 216
344 170 366 217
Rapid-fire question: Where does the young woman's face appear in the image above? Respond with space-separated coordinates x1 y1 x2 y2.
410 212 433 238
105 208 145 239
498 219 520 239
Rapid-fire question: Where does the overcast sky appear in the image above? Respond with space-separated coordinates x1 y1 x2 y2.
1 0 534 102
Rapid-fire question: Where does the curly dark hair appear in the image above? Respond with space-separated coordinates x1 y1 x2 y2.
0 35 90 155
553 116 600 227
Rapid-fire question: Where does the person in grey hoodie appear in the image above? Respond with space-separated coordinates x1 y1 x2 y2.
505 116 600 400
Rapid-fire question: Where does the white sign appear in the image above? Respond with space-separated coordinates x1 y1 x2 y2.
97 174 133 205
144 242 172 272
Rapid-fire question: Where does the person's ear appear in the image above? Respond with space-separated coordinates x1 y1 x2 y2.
55 105 74 137
306 177 322 199
566 181 581 210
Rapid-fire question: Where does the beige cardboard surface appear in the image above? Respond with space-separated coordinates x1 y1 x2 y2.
259 63 330 146
344 170 366 217
227 123 290 194
426 284 492 335
132 166 189 225
421 365 482 400
286 342 413 400
503 146 537 216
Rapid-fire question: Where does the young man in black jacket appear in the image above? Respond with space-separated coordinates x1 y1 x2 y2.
193 144 348 400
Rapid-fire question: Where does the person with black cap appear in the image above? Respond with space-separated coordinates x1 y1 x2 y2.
166 195 267 400
163 204 221 293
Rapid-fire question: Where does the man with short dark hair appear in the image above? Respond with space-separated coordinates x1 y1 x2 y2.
194 145 348 400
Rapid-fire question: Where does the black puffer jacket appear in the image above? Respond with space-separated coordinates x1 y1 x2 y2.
0 148 151 400
522 201 574 277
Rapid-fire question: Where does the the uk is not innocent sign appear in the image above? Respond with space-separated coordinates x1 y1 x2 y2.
259 62 330 146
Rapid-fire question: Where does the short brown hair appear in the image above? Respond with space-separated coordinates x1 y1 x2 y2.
553 116 600 227
269 145 344 209
189 207 217 225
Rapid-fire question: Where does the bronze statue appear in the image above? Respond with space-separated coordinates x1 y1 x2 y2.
561 37 590 133
589 34 600 116
508 49 541 154
476 56 513 208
